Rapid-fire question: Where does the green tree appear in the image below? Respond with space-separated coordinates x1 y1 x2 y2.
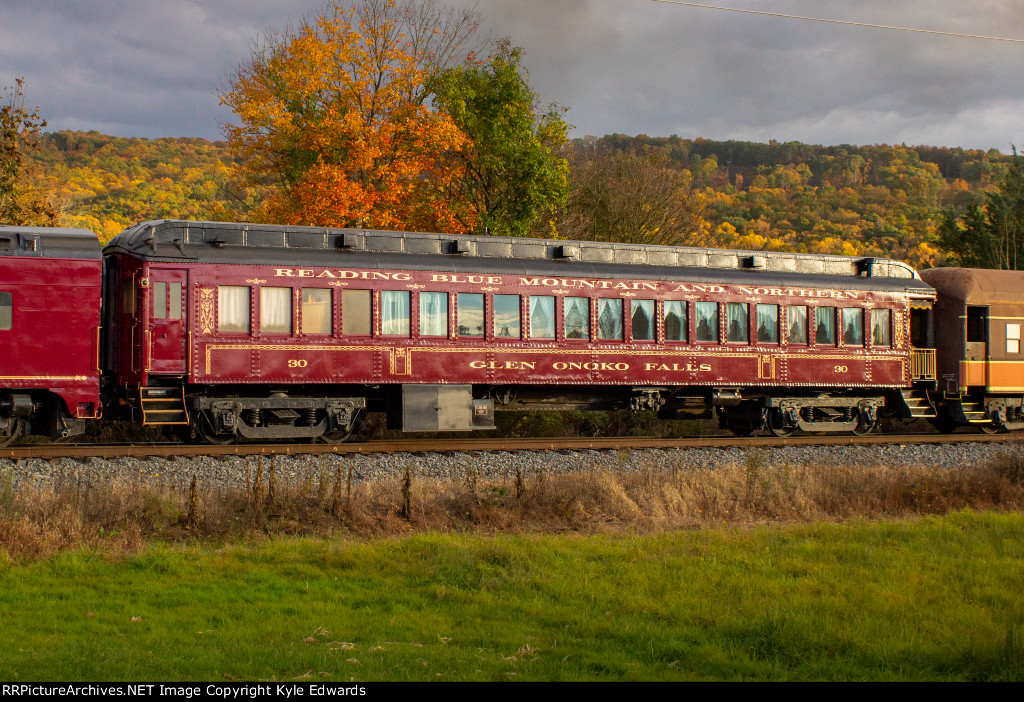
556 140 712 247
432 40 569 237
0 78 57 225
940 150 1024 269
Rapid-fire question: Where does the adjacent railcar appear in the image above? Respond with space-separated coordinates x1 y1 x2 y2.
920 267 1024 431
0 226 103 446
103 220 937 442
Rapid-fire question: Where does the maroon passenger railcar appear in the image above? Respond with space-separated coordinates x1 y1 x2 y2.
102 220 937 442
0 226 103 445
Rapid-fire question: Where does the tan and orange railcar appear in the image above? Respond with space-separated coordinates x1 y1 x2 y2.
919 268 1024 431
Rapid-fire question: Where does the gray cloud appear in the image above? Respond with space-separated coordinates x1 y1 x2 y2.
1 0 1021 149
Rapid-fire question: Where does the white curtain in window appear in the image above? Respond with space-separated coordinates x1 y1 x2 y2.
302 289 332 335
872 309 891 346
787 306 807 345
382 290 410 336
695 302 717 342
597 298 622 340
756 305 778 343
664 301 686 341
727 303 749 343
218 286 250 333
261 287 292 333
632 299 655 340
420 292 448 336
530 296 555 338
564 297 589 339
843 308 863 345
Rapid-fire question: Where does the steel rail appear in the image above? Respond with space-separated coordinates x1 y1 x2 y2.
2 432 1022 461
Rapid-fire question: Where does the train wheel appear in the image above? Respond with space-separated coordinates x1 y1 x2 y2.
765 409 796 437
319 411 362 444
0 418 22 448
851 413 878 436
196 411 235 445
978 422 1005 435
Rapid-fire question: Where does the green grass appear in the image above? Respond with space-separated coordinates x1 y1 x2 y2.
1 511 1022 681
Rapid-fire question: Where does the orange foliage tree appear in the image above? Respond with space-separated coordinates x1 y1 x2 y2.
220 0 485 232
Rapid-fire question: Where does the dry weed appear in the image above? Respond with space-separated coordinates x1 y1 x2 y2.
1 453 1022 560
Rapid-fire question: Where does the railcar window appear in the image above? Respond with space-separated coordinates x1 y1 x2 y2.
787 306 807 345
1007 324 1020 354
494 295 521 338
151 282 183 320
457 293 484 337
871 309 891 347
564 297 589 340
756 304 779 343
342 289 371 335
529 296 555 339
727 303 749 343
169 283 182 320
0 292 11 330
816 307 836 345
966 308 987 343
695 302 718 342
218 286 251 333
260 287 292 334
597 298 623 340
663 301 687 342
152 281 167 319
302 288 332 335
632 299 655 341
381 290 411 336
123 282 135 314
842 308 864 346
420 292 448 337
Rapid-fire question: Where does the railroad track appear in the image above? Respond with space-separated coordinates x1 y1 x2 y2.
2 431 1022 461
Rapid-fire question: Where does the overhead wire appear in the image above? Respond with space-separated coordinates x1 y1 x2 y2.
648 1 1024 43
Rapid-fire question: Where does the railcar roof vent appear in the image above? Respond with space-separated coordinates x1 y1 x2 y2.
19 234 37 252
449 239 472 254
0 236 11 252
858 257 876 277
744 254 767 269
556 244 581 260
336 232 364 250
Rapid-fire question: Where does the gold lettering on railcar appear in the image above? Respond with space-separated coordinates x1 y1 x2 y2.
275 268 411 281
469 360 537 370
520 277 658 291
551 361 630 371
643 362 712 372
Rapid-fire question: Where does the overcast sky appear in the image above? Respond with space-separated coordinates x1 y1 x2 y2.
2 0 1022 151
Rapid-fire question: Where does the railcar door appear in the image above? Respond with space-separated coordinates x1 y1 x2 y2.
148 269 188 375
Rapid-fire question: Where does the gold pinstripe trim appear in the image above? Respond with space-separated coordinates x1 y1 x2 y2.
0 375 89 381
202 343 905 377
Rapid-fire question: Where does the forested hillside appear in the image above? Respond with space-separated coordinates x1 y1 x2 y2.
28 129 1016 269
32 131 257 241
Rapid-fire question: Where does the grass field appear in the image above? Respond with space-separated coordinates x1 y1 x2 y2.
1 510 1022 681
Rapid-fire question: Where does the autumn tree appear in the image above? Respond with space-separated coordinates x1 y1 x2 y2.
0 78 57 225
220 0 487 231
940 149 1024 269
556 140 712 247
431 40 569 237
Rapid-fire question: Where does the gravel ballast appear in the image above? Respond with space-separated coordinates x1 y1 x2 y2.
3 440 1023 493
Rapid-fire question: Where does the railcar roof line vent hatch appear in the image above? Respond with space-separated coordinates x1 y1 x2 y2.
557 244 581 260
449 239 472 255
336 232 365 250
744 254 767 270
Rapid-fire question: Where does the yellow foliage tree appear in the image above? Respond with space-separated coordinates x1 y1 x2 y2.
220 0 484 232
